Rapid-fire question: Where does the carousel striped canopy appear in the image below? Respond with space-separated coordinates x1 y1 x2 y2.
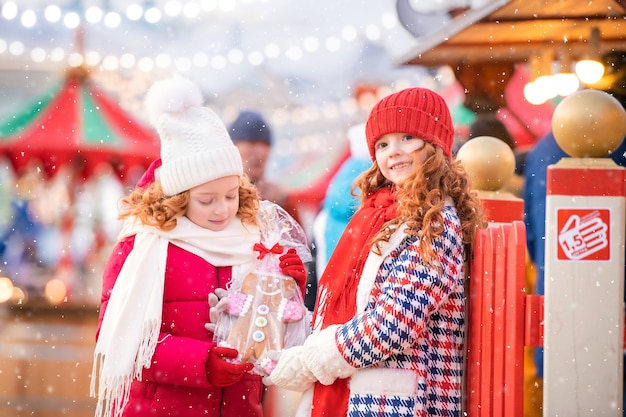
0 67 159 181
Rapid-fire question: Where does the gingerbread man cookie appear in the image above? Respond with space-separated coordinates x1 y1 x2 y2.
225 271 304 366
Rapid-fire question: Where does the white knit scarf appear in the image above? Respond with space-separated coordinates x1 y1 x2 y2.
90 215 260 417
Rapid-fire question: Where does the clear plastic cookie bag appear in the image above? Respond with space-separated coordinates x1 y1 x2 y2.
212 200 311 376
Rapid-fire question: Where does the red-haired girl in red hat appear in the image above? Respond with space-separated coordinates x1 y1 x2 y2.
268 87 486 417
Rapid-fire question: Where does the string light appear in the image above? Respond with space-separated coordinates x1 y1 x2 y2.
20 9 36 27
144 7 162 23
0 277 13 303
1 2 17 20
0 0 427 138
0 0 402 75
523 42 607 106
575 59 605 85
552 49 580 97
575 27 605 85
44 5 62 22
63 11 80 29
85 6 103 24
125 4 143 21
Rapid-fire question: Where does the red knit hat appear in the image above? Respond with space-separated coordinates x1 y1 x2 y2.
365 87 454 160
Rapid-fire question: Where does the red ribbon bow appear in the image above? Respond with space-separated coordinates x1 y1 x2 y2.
253 242 284 259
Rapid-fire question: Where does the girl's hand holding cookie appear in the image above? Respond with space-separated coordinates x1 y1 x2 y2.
205 346 254 387
205 288 228 333
266 346 316 392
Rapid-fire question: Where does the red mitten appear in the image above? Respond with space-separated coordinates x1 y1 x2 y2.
206 346 254 387
279 248 306 294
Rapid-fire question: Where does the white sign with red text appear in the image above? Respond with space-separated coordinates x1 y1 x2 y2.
544 183 624 417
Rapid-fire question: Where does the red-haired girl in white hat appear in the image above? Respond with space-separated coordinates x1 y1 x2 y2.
91 77 309 417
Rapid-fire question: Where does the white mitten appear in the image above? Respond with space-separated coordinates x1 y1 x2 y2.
267 347 316 392
300 325 357 385
205 288 228 333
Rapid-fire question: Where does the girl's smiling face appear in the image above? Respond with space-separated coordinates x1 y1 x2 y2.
186 175 240 231
374 133 428 186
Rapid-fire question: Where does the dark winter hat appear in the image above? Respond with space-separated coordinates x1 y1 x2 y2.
229 110 272 145
365 87 454 160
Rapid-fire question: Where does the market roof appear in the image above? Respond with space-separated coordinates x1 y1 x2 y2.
0 66 160 180
396 0 626 67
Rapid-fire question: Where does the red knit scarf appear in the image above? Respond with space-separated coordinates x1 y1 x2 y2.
311 186 398 417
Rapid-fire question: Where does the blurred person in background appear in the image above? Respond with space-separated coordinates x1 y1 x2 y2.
306 122 371 310
229 110 301 223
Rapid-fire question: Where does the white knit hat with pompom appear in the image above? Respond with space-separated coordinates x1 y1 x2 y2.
144 76 243 196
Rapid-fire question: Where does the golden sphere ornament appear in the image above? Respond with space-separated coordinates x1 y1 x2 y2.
552 89 626 158
456 136 516 191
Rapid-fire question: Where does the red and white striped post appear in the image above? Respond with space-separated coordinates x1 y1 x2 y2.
543 89 626 416
457 136 526 417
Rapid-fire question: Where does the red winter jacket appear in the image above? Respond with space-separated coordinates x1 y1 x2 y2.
96 235 264 417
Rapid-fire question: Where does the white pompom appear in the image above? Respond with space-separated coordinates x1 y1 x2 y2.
144 76 203 127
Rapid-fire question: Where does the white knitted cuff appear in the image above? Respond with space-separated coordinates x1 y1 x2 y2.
301 325 357 385
268 346 316 392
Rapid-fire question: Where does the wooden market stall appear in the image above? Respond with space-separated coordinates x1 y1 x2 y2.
396 0 626 102
396 0 626 142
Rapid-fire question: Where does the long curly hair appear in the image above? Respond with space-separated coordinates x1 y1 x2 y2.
353 143 486 267
119 175 260 231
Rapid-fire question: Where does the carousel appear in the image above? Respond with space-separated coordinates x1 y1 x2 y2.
0 64 162 416
0 65 159 308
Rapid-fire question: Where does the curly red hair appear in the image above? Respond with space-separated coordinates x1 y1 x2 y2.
119 176 259 231
353 143 485 267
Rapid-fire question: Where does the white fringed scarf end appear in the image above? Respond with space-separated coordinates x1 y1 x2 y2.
91 318 160 417
135 318 160 375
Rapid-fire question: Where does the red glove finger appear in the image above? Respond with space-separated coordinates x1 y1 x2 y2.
206 346 254 387
279 248 306 294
